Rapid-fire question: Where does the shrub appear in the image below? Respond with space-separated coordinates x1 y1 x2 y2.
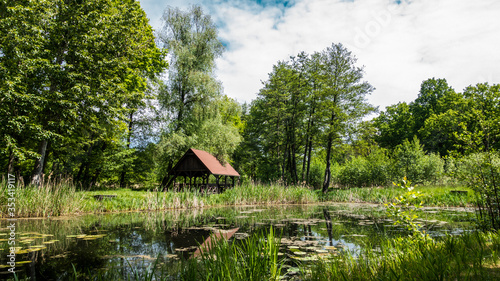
336 148 390 187
392 137 444 184
456 151 500 230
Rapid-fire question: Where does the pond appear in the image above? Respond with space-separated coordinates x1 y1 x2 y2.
0 203 474 280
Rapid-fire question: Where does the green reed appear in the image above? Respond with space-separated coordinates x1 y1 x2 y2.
179 226 284 281
322 185 474 207
305 230 500 281
0 178 86 218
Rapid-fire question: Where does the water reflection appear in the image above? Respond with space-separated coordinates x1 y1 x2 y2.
0 203 472 280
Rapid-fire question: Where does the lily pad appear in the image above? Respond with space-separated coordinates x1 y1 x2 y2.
294 251 307 256
315 249 329 253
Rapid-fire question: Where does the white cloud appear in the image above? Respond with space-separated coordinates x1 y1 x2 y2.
139 0 500 110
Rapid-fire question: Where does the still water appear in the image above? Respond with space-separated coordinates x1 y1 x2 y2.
0 203 473 280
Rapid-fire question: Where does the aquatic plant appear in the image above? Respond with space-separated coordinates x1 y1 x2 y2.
304 230 500 281
385 177 425 235
180 226 284 281
456 152 500 230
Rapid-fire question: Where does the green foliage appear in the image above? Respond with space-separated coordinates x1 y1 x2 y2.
374 79 500 159
374 102 414 149
181 227 284 281
0 0 166 185
1 181 319 218
458 83 500 153
456 151 500 230
0 178 85 218
385 177 425 235
336 148 390 187
393 137 444 184
305 230 500 281
158 4 224 130
156 5 241 178
238 44 374 188
334 138 445 188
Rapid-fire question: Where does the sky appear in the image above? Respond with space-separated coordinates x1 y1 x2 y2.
138 0 500 111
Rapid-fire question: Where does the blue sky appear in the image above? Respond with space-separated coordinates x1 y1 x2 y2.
138 0 500 110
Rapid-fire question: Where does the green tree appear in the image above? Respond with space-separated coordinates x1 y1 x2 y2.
158 4 224 131
0 0 166 185
392 137 444 184
459 83 500 153
239 45 373 188
411 78 456 135
374 102 414 149
0 0 54 175
237 54 312 184
157 5 235 186
316 43 374 192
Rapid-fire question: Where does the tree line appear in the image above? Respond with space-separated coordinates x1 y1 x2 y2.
0 3 243 188
2 3 500 195
233 47 374 192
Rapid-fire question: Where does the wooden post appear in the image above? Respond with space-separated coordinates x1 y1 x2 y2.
215 175 220 193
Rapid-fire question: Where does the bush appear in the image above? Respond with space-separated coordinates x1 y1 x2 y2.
456 151 500 230
308 158 325 189
336 148 390 187
392 137 444 184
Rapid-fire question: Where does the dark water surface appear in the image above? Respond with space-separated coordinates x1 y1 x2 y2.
0 203 473 280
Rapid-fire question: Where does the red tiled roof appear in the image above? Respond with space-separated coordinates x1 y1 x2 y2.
190 148 240 177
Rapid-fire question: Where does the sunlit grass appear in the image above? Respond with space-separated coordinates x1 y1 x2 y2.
305 230 500 281
1 178 473 218
322 185 474 207
0 179 86 217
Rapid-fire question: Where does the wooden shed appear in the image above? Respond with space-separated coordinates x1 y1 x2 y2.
163 148 240 192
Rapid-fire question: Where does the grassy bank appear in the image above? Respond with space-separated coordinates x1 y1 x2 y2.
321 185 475 207
1 180 474 218
0 182 318 218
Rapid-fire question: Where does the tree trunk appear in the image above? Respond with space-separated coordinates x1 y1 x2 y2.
42 141 51 175
306 135 313 183
7 148 15 175
301 139 308 182
76 142 94 183
31 139 48 186
303 103 315 184
322 136 333 193
120 111 134 188
322 111 336 193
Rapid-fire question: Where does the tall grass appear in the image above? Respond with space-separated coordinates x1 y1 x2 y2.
213 183 318 205
322 185 474 207
0 178 87 217
2 178 471 218
1 180 319 218
180 227 284 281
305 231 500 281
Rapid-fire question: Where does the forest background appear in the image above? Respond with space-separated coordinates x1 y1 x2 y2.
1 1 499 195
